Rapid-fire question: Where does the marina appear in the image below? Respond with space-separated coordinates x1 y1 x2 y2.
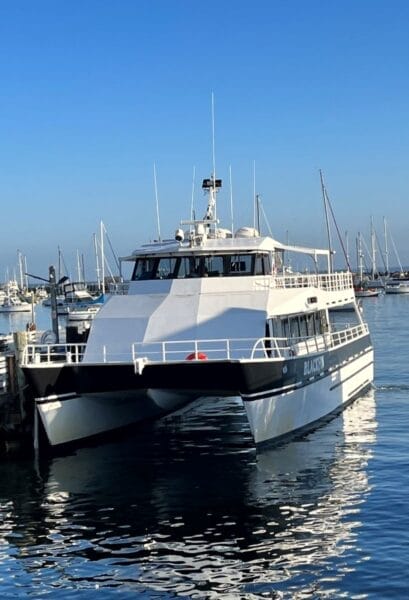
1 2 409 596
0 293 408 597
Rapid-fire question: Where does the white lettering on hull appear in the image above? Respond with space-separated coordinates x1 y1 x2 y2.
303 355 325 377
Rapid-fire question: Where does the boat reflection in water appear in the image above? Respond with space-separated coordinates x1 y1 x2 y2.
0 390 376 597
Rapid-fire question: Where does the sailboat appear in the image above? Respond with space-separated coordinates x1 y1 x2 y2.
354 233 380 298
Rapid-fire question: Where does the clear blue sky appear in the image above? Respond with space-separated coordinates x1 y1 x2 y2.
1 0 409 281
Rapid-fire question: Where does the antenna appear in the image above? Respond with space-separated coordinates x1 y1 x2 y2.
229 165 234 235
200 94 221 230
153 163 162 241
253 160 256 233
190 165 196 221
211 92 217 224
100 220 105 294
256 194 261 235
211 92 216 182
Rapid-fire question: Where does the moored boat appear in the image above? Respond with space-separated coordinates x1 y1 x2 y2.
354 286 380 298
384 279 409 294
21 175 374 449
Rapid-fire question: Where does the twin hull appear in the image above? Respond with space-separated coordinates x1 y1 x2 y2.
23 334 374 447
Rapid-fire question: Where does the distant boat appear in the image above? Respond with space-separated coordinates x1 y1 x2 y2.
67 304 102 322
353 233 380 298
0 295 32 313
0 280 32 313
354 286 380 298
385 279 409 294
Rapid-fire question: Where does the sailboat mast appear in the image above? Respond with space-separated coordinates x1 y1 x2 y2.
358 232 364 282
94 233 101 291
17 250 24 291
383 216 389 274
370 216 376 279
319 170 333 273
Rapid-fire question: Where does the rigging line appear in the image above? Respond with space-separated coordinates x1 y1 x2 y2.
325 188 352 271
320 175 351 271
104 230 121 273
374 229 387 271
360 235 374 272
259 199 274 237
389 232 404 273
95 236 119 281
319 170 334 271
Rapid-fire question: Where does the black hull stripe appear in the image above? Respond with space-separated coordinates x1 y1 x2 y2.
242 349 373 402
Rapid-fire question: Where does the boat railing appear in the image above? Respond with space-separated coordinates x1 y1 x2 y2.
273 271 353 292
21 322 369 367
22 344 87 365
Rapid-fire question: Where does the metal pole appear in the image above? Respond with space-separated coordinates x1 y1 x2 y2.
49 266 59 343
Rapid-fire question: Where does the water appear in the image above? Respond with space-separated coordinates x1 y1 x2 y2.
0 296 409 598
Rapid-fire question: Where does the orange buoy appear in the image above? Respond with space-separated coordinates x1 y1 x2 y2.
186 352 208 361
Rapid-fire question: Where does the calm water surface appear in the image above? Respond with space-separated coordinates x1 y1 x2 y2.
0 298 408 598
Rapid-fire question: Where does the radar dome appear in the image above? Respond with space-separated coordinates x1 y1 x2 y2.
235 227 260 238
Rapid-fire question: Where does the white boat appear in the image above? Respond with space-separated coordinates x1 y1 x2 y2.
57 282 102 315
67 304 102 322
384 279 409 294
21 175 374 449
353 233 381 298
0 295 32 313
354 286 380 298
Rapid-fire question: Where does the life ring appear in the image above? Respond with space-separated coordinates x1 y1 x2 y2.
40 330 57 344
186 352 208 361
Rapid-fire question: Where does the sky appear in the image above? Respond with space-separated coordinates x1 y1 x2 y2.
1 0 409 282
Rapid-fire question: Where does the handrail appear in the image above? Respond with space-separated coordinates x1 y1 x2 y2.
272 271 353 291
21 322 369 367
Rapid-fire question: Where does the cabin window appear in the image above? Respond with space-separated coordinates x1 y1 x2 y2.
274 250 284 272
298 315 308 338
203 255 224 277
132 252 272 280
157 257 178 279
255 255 264 275
132 258 158 280
227 254 253 275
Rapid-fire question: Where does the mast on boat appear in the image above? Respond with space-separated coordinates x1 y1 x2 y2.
383 217 389 275
319 170 334 273
370 216 377 280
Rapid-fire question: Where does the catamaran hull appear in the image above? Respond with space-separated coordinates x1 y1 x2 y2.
34 389 202 447
23 334 373 448
244 349 374 445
